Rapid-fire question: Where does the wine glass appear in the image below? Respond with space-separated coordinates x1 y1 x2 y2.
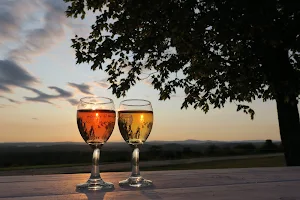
76 97 116 190
118 99 154 187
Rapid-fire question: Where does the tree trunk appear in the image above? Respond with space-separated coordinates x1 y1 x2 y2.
276 94 300 166
262 47 300 166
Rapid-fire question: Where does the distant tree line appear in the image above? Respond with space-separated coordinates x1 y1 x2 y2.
0 140 283 168
143 139 283 160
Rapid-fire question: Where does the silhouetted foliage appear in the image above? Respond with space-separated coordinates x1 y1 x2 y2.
149 145 162 154
278 142 284 152
259 139 279 154
234 143 256 151
183 147 192 154
64 0 300 166
0 141 283 168
205 144 221 155
233 143 257 154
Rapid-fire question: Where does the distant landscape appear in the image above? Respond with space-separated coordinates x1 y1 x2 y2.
0 139 283 170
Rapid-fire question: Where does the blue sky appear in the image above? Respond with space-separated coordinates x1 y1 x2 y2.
0 0 289 143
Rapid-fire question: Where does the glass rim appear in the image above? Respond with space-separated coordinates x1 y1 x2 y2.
80 96 113 105
120 99 151 106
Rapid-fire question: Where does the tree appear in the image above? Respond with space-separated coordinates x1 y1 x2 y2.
205 144 220 155
64 0 300 165
233 143 256 154
149 145 163 158
259 139 279 154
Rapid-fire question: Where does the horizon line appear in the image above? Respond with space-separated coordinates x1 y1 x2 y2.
0 139 281 144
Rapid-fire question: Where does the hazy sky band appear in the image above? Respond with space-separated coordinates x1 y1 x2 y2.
0 0 295 143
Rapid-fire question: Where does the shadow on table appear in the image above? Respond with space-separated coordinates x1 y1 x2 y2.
75 185 162 199
76 188 114 200
119 185 163 199
140 189 163 199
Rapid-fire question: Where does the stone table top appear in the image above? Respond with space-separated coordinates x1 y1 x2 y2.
0 167 299 200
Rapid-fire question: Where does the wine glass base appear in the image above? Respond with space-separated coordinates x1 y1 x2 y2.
76 178 114 191
119 176 153 188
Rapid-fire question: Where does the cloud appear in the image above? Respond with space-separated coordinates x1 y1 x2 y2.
0 104 14 109
0 59 39 92
0 1 38 42
0 59 81 106
1 0 88 60
171 94 184 98
0 85 10 92
8 0 70 62
96 82 110 89
95 79 110 89
24 86 73 104
0 6 19 41
68 82 92 95
67 98 78 106
32 118 38 120
143 78 153 86
49 86 73 97
0 95 21 104
0 0 89 108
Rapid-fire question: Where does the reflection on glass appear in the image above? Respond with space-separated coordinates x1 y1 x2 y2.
76 96 115 191
118 99 154 187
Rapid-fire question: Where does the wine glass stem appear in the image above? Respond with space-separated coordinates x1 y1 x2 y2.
131 147 140 177
90 148 101 179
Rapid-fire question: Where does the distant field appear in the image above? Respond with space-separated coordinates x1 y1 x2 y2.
0 163 88 171
0 154 285 176
0 140 283 171
142 155 285 171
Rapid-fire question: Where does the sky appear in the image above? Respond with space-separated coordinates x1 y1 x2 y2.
0 0 293 143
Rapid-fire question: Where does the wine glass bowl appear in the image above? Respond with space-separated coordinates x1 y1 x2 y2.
76 97 115 190
118 99 154 188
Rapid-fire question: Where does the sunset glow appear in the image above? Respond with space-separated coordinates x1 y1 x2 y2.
0 0 294 143
140 115 144 123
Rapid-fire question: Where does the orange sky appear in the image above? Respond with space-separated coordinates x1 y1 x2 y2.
0 0 293 143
